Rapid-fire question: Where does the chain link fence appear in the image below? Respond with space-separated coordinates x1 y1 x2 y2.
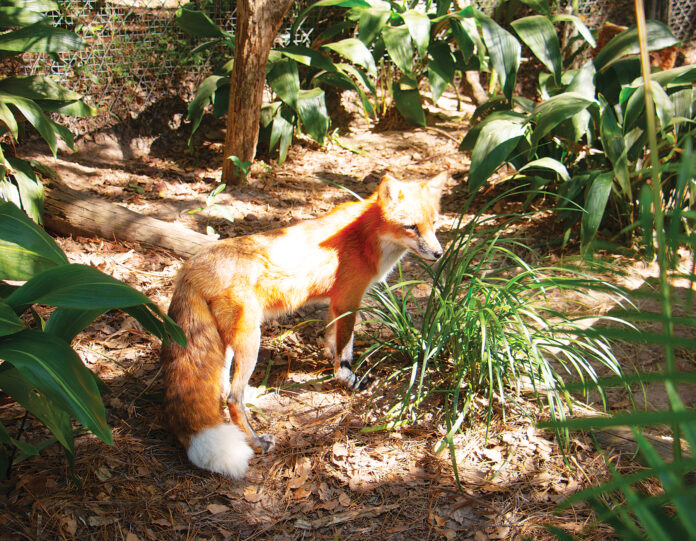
12 0 696 134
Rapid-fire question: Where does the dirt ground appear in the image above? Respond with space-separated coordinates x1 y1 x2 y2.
1 91 690 540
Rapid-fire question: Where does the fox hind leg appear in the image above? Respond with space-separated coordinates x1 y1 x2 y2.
211 299 275 454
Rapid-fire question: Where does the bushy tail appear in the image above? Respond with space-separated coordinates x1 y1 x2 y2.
161 277 253 478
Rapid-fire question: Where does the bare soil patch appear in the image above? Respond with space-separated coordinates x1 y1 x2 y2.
1 92 689 540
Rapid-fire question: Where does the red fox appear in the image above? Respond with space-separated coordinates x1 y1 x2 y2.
160 173 447 477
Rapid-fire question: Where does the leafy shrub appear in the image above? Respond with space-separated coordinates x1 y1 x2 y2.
459 14 695 251
0 202 185 480
0 0 96 222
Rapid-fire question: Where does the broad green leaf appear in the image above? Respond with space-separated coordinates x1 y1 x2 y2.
0 200 67 281
593 20 678 72
460 110 527 151
322 38 377 76
391 76 425 127
280 45 336 72
647 64 696 86
551 14 596 47
581 172 613 249
511 15 561 85
448 18 476 60
0 329 111 443
469 115 527 191
317 65 375 117
382 25 414 77
0 6 48 26
0 364 74 453
0 23 84 52
0 75 81 102
475 11 520 101
296 87 329 144
358 5 390 45
6 156 43 223
267 57 300 109
3 0 59 12
269 105 295 165
186 74 225 147
0 101 18 138
5 263 154 311
565 61 596 143
44 307 106 342
290 0 371 40
0 92 69 155
520 0 549 15
428 40 456 104
600 106 630 199
530 92 594 149
400 9 430 57
123 305 186 348
623 81 675 132
176 5 229 39
518 157 569 181
0 301 24 336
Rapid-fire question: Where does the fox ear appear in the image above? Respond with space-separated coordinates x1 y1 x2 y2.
377 175 404 204
422 172 447 195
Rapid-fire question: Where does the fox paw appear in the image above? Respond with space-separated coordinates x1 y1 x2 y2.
336 367 374 392
252 434 276 454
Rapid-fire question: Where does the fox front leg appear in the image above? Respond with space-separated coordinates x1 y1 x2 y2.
327 307 371 391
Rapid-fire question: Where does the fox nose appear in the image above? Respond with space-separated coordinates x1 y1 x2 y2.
433 249 443 259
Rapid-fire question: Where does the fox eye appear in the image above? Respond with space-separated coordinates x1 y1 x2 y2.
405 224 419 233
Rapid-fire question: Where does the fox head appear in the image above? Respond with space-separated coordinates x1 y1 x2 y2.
376 172 447 261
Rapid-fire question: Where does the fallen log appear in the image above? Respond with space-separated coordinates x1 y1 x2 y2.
43 180 215 258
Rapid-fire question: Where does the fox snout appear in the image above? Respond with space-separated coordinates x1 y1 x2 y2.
414 230 443 261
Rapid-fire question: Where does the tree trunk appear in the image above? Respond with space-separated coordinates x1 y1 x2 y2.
221 0 295 185
43 181 215 258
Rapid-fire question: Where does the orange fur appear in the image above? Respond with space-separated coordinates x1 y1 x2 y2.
160 173 447 477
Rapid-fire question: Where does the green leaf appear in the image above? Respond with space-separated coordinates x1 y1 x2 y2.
391 76 425 127
44 307 106 343
0 92 72 155
0 301 24 336
176 5 229 39
269 105 295 165
267 57 300 109
511 15 561 85
123 305 186 348
383 25 414 77
428 40 456 104
593 21 678 72
0 6 48 27
0 200 67 281
3 1 59 12
186 74 225 147
600 106 630 199
0 23 84 53
518 157 569 181
6 156 43 223
551 14 596 47
520 0 549 15
475 11 520 101
358 5 390 45
322 38 377 76
0 75 80 102
0 364 74 453
0 329 112 444
581 172 613 249
469 115 527 192
5 264 161 317
530 92 594 149
280 45 336 72
647 64 696 86
565 61 596 142
400 9 430 57
0 101 18 138
296 87 329 145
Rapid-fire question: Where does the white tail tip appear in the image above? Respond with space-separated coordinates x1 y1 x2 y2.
187 424 253 478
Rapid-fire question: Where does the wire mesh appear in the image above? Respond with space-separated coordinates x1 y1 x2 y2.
10 0 696 134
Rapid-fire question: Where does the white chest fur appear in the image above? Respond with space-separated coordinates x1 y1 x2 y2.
373 240 407 284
